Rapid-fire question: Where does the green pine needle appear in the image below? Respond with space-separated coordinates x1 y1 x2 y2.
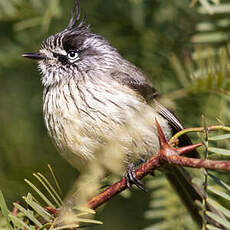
24 179 56 208
0 191 13 230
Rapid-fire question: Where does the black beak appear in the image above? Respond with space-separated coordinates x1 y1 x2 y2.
22 52 46 61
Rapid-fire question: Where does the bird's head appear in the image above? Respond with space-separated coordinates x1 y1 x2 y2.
22 0 118 87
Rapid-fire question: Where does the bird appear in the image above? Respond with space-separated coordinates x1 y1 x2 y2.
22 0 223 227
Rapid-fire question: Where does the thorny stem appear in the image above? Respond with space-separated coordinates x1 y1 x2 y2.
165 155 230 171
86 122 230 210
87 155 160 209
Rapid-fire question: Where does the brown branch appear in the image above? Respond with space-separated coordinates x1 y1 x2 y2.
86 121 230 210
165 155 230 171
87 154 160 209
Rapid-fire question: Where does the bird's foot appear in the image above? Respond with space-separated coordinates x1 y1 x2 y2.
125 163 147 192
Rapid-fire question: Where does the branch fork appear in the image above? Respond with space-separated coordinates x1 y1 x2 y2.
86 120 230 210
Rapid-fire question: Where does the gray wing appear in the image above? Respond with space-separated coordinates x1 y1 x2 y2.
110 70 159 102
110 69 198 157
110 70 183 132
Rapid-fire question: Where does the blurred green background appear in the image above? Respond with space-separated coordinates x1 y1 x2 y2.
0 0 230 229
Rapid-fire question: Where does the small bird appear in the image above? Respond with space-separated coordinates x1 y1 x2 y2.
22 0 219 227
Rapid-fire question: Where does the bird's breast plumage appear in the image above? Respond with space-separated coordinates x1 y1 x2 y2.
43 70 172 171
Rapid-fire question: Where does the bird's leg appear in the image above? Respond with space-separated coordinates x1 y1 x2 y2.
125 158 147 192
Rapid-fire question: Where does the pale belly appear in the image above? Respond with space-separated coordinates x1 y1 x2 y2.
43 80 172 172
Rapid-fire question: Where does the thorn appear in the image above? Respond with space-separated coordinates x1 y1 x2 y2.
177 143 203 155
155 119 168 148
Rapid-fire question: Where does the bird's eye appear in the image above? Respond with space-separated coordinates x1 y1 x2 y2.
67 50 79 62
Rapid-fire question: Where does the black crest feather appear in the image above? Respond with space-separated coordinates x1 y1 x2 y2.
61 0 90 52
67 0 85 30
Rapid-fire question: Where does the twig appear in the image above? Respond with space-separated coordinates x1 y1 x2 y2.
169 125 230 145
86 121 230 210
165 155 230 171
87 154 160 209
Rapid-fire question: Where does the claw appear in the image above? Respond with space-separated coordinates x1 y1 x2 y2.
125 163 147 192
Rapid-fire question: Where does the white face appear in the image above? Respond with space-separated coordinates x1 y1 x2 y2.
37 30 119 88
37 33 83 87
